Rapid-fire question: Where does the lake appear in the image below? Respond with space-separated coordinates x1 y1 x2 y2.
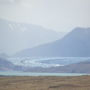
0 71 89 76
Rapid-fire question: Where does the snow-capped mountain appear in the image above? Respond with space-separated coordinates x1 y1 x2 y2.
0 19 64 55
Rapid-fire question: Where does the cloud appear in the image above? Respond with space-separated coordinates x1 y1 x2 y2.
0 0 32 8
20 0 32 8
0 0 16 4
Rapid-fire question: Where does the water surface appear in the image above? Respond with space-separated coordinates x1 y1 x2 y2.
0 71 89 76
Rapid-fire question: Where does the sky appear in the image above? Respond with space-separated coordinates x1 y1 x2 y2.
0 0 90 32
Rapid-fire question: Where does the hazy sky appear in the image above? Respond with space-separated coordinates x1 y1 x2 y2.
0 0 90 32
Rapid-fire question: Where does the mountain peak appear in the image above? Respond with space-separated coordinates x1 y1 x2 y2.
15 27 90 57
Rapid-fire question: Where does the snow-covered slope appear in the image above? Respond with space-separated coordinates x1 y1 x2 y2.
0 19 63 55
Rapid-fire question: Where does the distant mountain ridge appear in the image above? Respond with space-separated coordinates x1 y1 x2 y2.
0 57 15 71
22 60 90 73
0 57 90 73
0 19 62 55
0 57 24 71
16 27 90 57
46 60 90 73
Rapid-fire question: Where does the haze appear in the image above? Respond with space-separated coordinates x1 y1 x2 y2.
0 0 90 32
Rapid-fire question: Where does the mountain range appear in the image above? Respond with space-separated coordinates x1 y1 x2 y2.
0 57 14 71
0 19 63 55
0 57 90 73
0 57 26 71
16 27 90 57
42 60 90 73
0 19 90 74
15 60 90 73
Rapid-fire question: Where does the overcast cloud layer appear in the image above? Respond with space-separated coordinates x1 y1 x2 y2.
0 0 90 32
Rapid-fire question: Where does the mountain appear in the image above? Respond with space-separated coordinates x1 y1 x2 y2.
0 57 15 71
46 60 90 73
0 57 26 71
24 60 90 73
16 27 90 57
1 57 90 73
0 19 63 55
62 60 90 73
